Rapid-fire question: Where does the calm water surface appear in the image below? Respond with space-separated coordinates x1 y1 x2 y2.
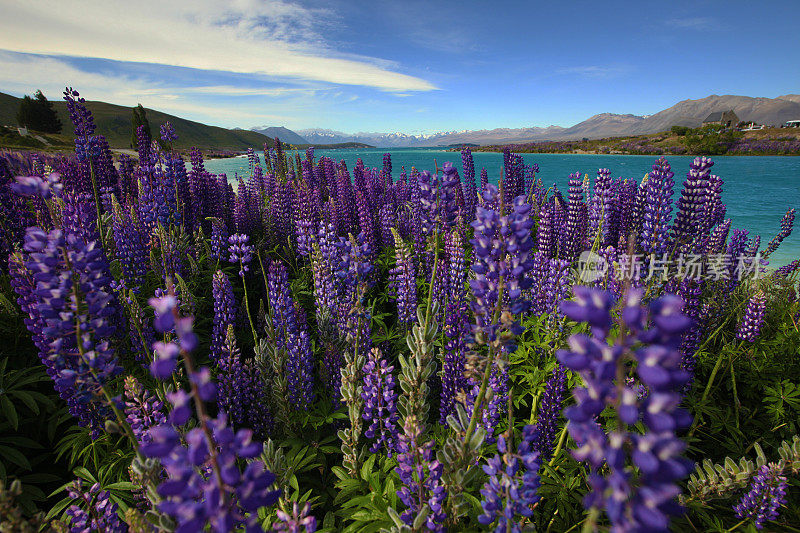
205 149 800 267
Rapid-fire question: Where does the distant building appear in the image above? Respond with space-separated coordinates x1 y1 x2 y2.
702 110 740 127
784 120 800 128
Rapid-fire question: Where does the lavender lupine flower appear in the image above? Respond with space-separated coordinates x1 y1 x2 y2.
461 148 477 221
588 168 614 244
218 327 272 437
640 157 675 255
124 376 167 444
418 170 440 235
390 229 418 325
160 121 178 143
63 88 98 164
466 364 509 445
149 294 198 379
478 426 542 532
537 202 555 258
701 173 725 234
211 270 236 363
65 480 127 533
210 218 229 262
560 172 587 262
22 227 123 436
361 348 399 454
763 208 796 258
532 365 566 460
775 259 800 278
274 502 317 533
228 233 253 276
310 223 339 320
111 197 149 290
671 156 713 251
736 291 767 342
446 228 467 303
677 279 704 376
440 162 462 227
439 301 470 424
141 302 280 531
726 228 751 286
733 464 788 530
470 184 535 344
268 260 315 408
558 287 693 533
395 415 447 531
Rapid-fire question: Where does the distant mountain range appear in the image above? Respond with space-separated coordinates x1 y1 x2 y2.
4 89 799 151
249 126 309 145
272 94 800 147
1 91 274 150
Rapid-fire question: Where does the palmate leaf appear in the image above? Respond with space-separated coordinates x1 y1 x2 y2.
0 395 18 430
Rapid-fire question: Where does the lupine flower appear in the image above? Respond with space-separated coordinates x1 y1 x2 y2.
733 464 788 530
361 348 399 454
532 365 566 460
478 426 541 532
640 157 675 255
268 260 315 408
210 218 229 262
160 121 178 143
672 156 713 250
211 270 236 363
21 226 123 437
558 287 693 532
65 480 126 533
561 172 587 261
395 415 447 531
228 233 253 276
124 377 167 444
470 184 535 344
736 291 767 342
390 229 418 324
763 208 796 258
446 228 467 303
274 502 317 533
218 326 272 437
140 304 280 531
439 301 470 424
63 87 99 163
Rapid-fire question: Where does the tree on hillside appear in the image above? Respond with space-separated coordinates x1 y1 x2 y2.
15 90 62 133
131 103 152 149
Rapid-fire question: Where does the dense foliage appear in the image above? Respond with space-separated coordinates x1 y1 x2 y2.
15 90 62 134
0 88 799 532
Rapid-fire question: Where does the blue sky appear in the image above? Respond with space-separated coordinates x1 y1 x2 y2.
0 0 798 133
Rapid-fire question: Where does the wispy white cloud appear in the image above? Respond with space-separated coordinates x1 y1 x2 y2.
667 17 715 30
0 52 296 124
556 65 631 79
0 0 437 92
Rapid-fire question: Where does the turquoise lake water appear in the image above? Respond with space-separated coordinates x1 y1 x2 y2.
205 149 800 267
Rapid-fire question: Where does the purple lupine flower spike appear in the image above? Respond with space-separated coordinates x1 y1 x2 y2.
763 208 795 258
733 464 788 530
361 348 399 454
390 229 418 324
228 233 253 276
211 270 236 362
275 502 317 532
736 291 767 342
532 365 566 460
65 480 126 533
395 415 447 531
478 426 542 531
557 287 693 532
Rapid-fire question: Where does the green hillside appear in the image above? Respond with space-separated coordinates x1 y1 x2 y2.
0 91 274 151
